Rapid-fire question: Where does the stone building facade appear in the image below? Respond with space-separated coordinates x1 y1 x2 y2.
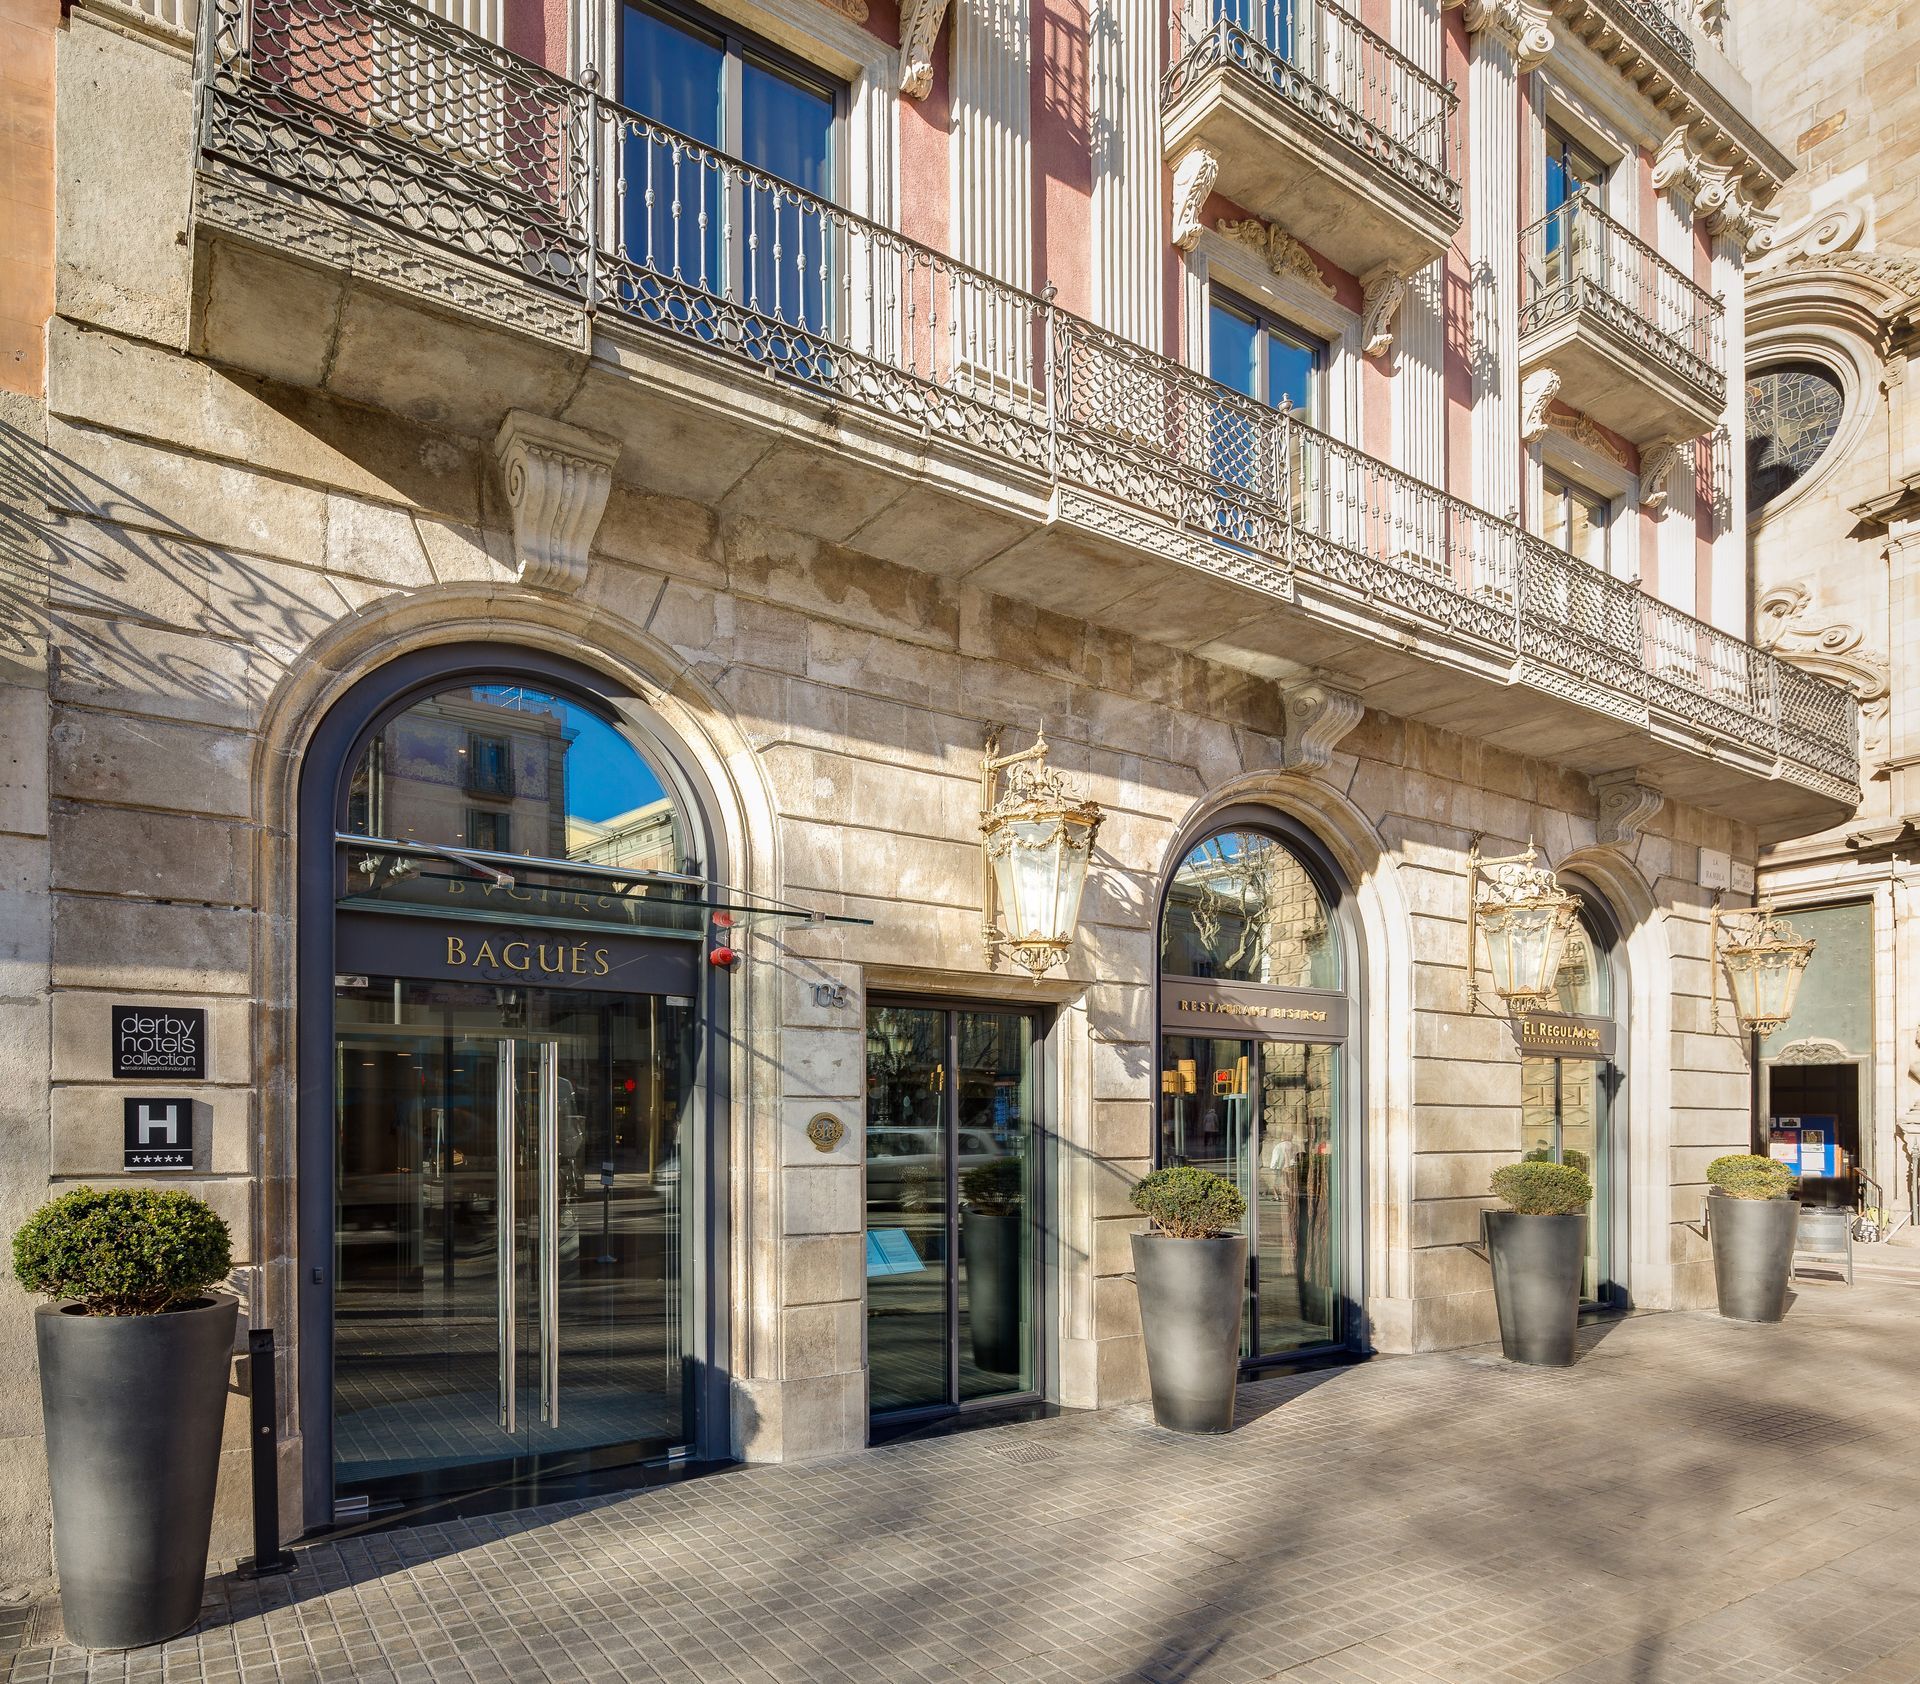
0 0 1861 1595
1740 0 1920 1220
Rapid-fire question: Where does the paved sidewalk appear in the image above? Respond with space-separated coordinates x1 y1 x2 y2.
11 1262 1920 1684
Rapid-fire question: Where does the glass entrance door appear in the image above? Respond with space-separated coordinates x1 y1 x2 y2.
333 977 693 1494
1159 1034 1343 1355
864 1004 1040 1418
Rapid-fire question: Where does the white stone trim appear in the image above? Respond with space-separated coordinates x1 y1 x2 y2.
951 0 1033 289
1089 0 1164 344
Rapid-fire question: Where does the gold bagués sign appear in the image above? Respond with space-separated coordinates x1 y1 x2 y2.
444 935 613 979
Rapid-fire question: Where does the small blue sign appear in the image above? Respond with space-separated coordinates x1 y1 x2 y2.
865 1229 925 1279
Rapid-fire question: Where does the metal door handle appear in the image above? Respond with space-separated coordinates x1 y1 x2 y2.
539 1040 561 1427
496 1039 516 1435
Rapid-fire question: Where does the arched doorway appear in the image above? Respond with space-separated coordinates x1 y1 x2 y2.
1156 813 1363 1359
296 645 729 1515
1518 891 1629 1306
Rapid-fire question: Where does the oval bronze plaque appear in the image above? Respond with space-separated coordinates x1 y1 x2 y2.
805 1112 846 1153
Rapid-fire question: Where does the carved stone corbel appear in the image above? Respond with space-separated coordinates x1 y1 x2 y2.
1652 126 1703 206
492 411 622 595
1171 148 1220 251
1520 365 1561 443
1590 771 1664 852
1280 679 1365 775
1638 438 1686 514
1444 0 1554 71
898 0 952 99
1360 266 1406 359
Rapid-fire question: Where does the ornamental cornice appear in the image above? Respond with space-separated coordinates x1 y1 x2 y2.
1444 0 1555 71
1215 217 1336 297
1538 0 1792 210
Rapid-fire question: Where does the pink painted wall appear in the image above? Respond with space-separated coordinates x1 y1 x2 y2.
1033 0 1095 313
894 0 950 254
505 0 568 71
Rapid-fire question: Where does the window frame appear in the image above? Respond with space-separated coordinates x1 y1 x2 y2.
619 0 847 198
1206 287 1327 425
1540 468 1613 573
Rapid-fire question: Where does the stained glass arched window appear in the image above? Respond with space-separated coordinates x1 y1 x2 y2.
1747 362 1845 510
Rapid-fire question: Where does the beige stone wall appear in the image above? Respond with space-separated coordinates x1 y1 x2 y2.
0 0 1774 1600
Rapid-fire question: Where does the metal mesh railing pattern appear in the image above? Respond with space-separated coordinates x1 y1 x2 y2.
1518 193 1726 405
1162 0 1458 216
195 0 1854 788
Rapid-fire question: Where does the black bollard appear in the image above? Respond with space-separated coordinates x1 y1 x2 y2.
236 1328 296 1579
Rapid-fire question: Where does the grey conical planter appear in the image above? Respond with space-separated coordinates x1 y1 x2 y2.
1485 1210 1585 1366
1709 1194 1798 1322
963 1210 1025 1376
1131 1232 1246 1433
37 1295 239 1650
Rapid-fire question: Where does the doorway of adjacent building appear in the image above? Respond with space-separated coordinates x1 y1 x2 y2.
864 1003 1043 1420
332 979 695 1493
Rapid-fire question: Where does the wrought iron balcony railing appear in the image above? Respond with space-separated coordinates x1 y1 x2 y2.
194 0 1854 791
1617 0 1696 66
1519 192 1726 405
1161 0 1459 217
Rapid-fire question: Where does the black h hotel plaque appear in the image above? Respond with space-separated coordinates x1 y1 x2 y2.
123 1098 193 1171
111 1005 207 1080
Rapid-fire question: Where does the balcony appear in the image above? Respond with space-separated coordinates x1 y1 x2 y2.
1159 0 1460 278
1518 193 1726 445
185 0 1856 833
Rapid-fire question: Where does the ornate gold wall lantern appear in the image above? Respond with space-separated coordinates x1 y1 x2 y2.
979 727 1103 975
1466 840 1582 1014
1710 899 1815 1038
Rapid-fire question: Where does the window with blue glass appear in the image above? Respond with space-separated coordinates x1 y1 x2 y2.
616 1 840 340
1544 125 1609 289
1205 292 1322 543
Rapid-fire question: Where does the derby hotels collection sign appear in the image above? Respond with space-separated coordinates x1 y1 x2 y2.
111 1005 208 1171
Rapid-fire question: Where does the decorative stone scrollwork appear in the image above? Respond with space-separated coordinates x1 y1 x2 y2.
1215 217 1336 297
492 410 622 595
1757 581 1893 762
1171 148 1220 250
1550 410 1630 467
1693 0 1727 40
1637 438 1688 514
898 0 951 98
1590 771 1664 852
1443 0 1554 70
1755 201 1869 267
1280 679 1365 775
1520 366 1561 443
1652 126 1701 202
1770 1037 1856 1066
1360 266 1406 359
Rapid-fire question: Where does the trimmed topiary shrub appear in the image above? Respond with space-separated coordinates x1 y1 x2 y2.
1490 1159 1593 1216
13 1187 232 1316
1707 1153 1797 1201
961 1157 1023 1214
1130 1166 1247 1239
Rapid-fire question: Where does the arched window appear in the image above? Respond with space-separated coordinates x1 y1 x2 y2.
1520 898 1626 1305
299 648 724 1518
1158 819 1358 1359
1747 361 1845 510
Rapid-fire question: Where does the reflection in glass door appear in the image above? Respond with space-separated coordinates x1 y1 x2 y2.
332 977 693 1493
1159 1035 1341 1354
864 1004 1040 1417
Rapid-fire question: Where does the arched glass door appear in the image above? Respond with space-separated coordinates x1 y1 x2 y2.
1157 826 1355 1358
328 680 707 1497
1519 902 1625 1304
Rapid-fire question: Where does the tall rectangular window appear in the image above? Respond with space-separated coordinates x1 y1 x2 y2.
1541 471 1611 572
465 733 514 798
617 1 840 331
465 809 511 853
1544 124 1610 294
1206 291 1324 543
